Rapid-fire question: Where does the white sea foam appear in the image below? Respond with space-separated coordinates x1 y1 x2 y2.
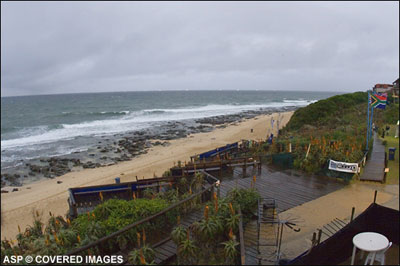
1 101 311 150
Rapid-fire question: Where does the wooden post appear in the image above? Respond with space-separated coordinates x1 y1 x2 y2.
317 229 322 244
350 207 355 222
238 207 246 265
311 232 316 246
243 158 247 177
219 159 222 178
373 190 377 203
306 143 311 159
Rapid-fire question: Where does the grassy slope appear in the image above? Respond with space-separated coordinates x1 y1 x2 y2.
380 125 399 185
283 91 367 132
279 91 397 179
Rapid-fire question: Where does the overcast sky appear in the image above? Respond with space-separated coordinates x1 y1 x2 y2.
1 1 399 97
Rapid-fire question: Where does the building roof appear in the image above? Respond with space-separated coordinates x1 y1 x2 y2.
374 83 393 88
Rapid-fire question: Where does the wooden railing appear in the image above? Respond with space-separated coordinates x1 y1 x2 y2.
171 156 262 177
238 207 246 265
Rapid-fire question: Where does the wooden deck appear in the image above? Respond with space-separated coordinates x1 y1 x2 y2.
219 165 347 265
220 165 346 213
360 134 386 182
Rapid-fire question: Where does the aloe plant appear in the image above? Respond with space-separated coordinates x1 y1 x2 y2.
193 219 218 243
225 214 240 234
128 245 155 265
222 239 239 264
192 172 204 192
171 226 186 245
179 238 197 264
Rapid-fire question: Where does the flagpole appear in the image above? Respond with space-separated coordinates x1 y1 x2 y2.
370 104 374 141
366 91 370 151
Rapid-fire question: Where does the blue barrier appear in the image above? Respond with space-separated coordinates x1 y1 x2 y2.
198 142 238 159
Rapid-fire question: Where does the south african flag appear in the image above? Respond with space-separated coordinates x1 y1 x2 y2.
370 93 387 109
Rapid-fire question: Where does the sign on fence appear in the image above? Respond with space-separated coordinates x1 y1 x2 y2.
328 159 359 173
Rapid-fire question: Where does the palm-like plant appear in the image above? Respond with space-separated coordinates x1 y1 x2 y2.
193 218 218 243
128 245 155 265
225 214 240 234
192 172 204 192
208 215 224 236
179 238 197 264
171 226 186 245
222 239 239 264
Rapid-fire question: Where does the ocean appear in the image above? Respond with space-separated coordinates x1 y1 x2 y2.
1 90 338 184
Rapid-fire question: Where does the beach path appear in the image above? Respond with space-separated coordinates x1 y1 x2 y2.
360 133 386 182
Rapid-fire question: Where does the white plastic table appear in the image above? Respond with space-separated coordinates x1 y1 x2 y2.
351 232 389 265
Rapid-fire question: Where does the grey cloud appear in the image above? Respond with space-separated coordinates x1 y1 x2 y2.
1 1 399 96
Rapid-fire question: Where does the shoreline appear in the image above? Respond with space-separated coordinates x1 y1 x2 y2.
1 111 294 240
1 106 298 188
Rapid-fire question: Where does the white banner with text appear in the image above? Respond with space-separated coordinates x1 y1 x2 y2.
328 159 358 173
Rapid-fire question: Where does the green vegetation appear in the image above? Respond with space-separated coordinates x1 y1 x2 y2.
0 197 174 263
283 92 367 132
0 173 208 264
1 173 257 265
270 92 369 175
171 188 260 265
379 124 399 185
248 92 390 176
258 91 397 179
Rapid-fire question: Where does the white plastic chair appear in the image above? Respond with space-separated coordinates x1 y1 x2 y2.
364 241 392 265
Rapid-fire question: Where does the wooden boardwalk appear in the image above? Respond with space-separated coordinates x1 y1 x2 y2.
122 164 346 265
220 165 346 213
360 134 386 182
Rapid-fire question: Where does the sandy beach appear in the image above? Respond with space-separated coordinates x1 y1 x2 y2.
1 111 293 240
2 109 398 260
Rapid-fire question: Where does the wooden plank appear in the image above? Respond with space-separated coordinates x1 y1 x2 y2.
156 246 174 258
335 218 348 226
161 243 177 254
330 220 343 231
326 223 339 233
154 249 169 261
360 135 385 181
